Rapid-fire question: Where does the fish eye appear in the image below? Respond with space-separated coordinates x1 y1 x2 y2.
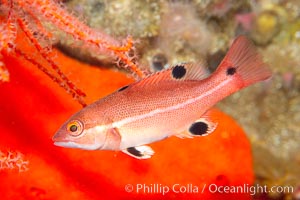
69 124 78 132
67 120 83 136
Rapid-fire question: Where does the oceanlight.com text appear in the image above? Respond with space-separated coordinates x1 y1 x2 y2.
124 183 294 196
208 184 294 195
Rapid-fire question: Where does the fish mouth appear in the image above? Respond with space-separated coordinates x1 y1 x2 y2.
54 141 101 150
52 131 65 142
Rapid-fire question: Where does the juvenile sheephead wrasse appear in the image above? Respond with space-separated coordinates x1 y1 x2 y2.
53 36 272 159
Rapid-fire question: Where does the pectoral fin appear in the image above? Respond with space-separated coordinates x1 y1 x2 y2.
102 128 122 150
122 145 154 159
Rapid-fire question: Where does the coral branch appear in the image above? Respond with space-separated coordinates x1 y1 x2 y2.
0 149 29 172
0 60 10 82
0 0 17 52
15 0 145 78
17 17 87 99
13 47 87 107
0 0 146 106
115 51 144 78
17 0 119 48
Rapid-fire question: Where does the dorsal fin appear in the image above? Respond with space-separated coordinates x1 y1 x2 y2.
135 62 209 88
181 61 210 80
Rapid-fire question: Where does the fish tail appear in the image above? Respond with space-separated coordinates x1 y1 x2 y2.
217 36 272 87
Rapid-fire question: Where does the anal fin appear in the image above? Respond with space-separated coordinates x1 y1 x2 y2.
176 108 218 138
122 145 154 159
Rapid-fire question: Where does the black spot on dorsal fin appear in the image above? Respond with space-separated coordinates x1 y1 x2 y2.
170 62 209 81
189 121 209 136
118 85 129 92
172 65 187 79
132 62 209 89
226 67 236 76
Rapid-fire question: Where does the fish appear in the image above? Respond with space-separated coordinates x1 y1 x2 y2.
52 36 272 159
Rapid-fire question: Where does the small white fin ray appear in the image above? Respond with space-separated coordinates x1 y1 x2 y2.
122 145 154 159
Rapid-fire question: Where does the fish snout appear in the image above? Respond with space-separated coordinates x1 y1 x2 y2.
52 128 68 142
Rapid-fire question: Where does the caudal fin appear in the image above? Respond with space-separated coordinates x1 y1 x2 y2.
218 36 272 87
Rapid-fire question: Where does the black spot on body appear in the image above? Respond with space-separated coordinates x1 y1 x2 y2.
118 85 129 92
172 65 186 79
226 67 236 76
189 121 209 136
127 147 142 157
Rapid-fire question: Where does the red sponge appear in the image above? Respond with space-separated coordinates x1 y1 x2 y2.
0 48 253 200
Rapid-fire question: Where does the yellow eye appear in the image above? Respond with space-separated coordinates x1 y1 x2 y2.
67 120 83 136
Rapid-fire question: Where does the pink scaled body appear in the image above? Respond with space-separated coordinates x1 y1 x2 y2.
53 36 272 159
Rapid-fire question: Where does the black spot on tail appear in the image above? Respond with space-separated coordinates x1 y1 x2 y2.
226 67 236 76
127 147 142 157
172 65 186 79
189 121 209 136
118 85 129 92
